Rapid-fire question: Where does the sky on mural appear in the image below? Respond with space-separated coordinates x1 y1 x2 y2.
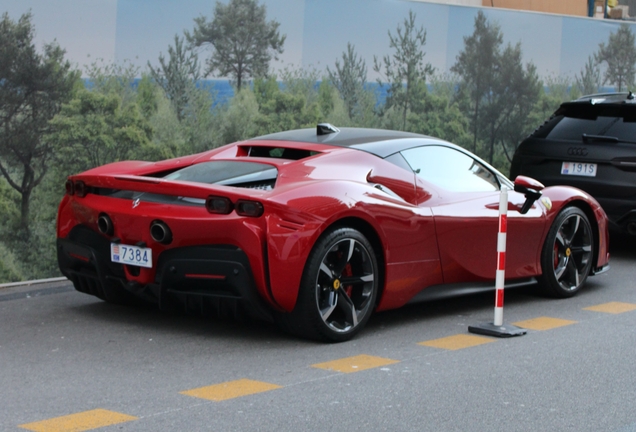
0 0 630 80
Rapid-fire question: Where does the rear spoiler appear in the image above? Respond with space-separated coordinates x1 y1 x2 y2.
69 173 268 200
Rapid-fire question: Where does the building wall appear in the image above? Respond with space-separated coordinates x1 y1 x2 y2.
0 0 632 81
481 0 588 16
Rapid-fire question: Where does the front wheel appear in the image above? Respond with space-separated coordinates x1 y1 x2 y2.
538 206 594 298
276 227 379 342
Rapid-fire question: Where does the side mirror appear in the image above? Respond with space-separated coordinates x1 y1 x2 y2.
513 175 544 214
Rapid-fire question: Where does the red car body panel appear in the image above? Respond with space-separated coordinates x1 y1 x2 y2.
56 130 610 322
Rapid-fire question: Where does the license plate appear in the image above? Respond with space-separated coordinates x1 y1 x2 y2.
111 243 152 268
561 162 597 177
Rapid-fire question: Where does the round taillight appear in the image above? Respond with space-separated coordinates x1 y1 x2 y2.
236 200 264 217
206 196 233 214
75 180 87 198
65 179 75 195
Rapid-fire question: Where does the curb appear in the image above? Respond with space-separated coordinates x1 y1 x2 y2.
0 276 68 289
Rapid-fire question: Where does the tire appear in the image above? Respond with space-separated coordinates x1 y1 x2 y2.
538 206 594 298
276 227 379 342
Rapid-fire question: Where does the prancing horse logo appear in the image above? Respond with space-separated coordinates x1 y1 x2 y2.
132 198 140 208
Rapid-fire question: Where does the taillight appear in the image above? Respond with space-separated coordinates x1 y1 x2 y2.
74 180 87 198
65 179 74 195
206 196 233 214
236 200 264 217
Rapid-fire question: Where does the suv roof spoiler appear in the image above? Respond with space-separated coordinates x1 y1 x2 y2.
575 92 635 104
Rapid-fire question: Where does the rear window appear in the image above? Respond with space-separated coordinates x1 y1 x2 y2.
533 104 636 141
165 161 277 190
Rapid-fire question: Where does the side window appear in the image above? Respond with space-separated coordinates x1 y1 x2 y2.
401 145 499 192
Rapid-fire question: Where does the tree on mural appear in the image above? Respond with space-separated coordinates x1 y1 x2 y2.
0 12 78 233
187 0 285 91
576 56 601 95
595 24 636 92
490 45 541 165
148 34 201 121
373 10 434 131
451 11 540 165
451 11 501 155
48 89 152 176
328 43 368 120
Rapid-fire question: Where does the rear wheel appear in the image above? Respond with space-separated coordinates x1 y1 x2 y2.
276 227 379 342
538 207 593 298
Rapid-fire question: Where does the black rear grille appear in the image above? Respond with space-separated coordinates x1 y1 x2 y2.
68 269 104 298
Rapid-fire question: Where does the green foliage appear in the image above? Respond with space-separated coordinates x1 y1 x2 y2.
85 59 139 106
178 83 222 154
187 0 285 90
408 78 471 148
148 34 200 121
595 24 636 91
252 69 336 134
218 88 263 144
137 74 159 120
0 177 20 230
328 43 368 120
374 10 434 131
0 241 22 282
451 11 503 154
528 75 576 138
0 11 79 233
48 89 152 175
451 11 541 167
488 44 542 169
576 56 601 96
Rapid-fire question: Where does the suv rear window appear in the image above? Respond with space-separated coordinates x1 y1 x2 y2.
533 104 636 142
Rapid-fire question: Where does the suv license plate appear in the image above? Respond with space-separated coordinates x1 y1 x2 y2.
561 162 597 177
111 243 152 268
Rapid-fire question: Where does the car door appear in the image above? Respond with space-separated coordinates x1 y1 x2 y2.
401 145 546 285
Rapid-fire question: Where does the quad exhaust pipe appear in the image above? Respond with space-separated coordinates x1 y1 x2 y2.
150 220 172 244
97 213 114 236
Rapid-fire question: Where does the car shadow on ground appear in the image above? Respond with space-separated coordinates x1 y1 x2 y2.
68 296 297 345
609 231 636 259
64 231 632 345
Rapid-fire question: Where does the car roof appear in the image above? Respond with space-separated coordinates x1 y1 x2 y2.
249 127 441 158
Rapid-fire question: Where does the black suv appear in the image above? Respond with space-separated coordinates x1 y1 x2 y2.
510 92 636 235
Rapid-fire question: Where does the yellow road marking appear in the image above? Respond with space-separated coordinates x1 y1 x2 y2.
418 334 495 350
513 316 576 330
584 302 636 314
180 379 282 401
312 354 399 373
19 409 137 432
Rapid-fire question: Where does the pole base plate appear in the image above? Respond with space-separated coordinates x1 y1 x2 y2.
468 322 527 338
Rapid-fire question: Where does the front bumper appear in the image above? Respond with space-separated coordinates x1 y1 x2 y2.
57 225 273 321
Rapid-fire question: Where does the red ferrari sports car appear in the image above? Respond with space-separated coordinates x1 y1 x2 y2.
57 125 610 341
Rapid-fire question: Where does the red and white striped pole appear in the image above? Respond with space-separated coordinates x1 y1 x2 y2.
468 186 526 337
494 187 508 327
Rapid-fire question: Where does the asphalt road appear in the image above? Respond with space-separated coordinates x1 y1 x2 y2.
1 235 635 432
